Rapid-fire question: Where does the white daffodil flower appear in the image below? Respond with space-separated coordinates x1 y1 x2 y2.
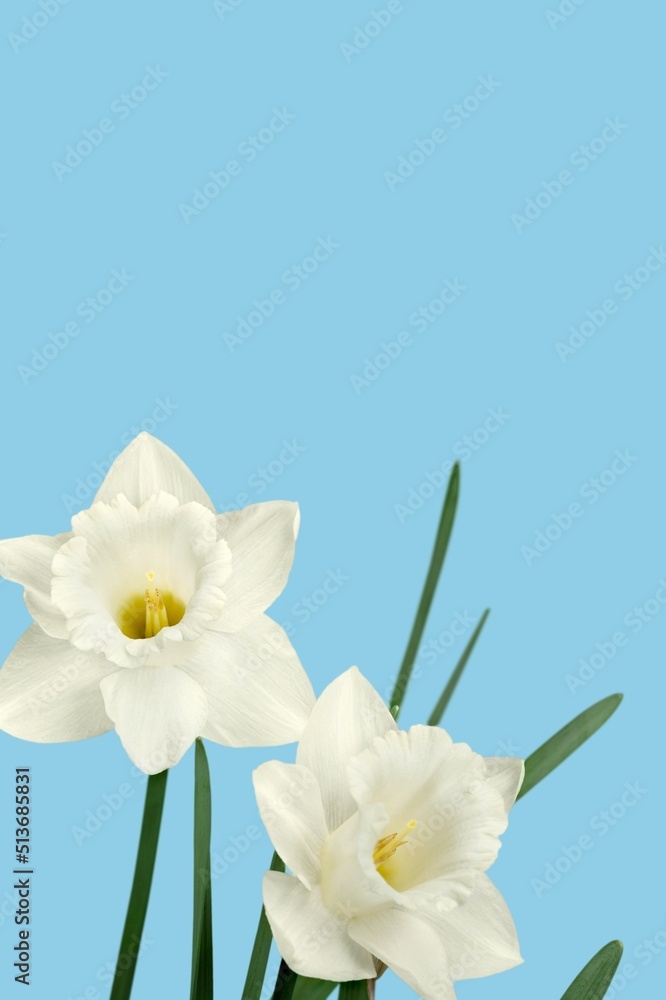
0 433 314 773
253 668 524 1000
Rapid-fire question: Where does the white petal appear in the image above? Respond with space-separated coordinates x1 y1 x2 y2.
94 433 215 510
0 532 70 638
24 587 69 639
484 757 525 814
419 874 522 982
179 615 314 747
296 668 397 831
320 803 403 916
0 533 63 590
214 501 300 632
349 907 455 1000
253 762 327 888
52 493 231 668
100 666 208 773
263 871 376 981
346 726 509 908
0 625 114 742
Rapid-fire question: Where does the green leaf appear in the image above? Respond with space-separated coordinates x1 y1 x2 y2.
339 982 369 1000
191 739 214 999
241 852 286 1000
390 462 460 717
292 976 368 1000
110 769 168 1000
427 609 490 725
561 940 623 999
293 978 336 1000
518 694 623 800
269 959 299 1000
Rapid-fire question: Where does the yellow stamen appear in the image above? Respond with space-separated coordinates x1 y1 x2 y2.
372 820 417 868
117 581 185 640
144 571 170 638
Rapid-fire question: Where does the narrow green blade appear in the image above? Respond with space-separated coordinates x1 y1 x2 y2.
293 975 367 1000
390 462 460 717
191 739 213 999
293 978 336 1000
427 609 490 725
241 852 286 1000
339 981 368 1000
518 694 623 800
110 770 168 1000
561 940 623 999
270 959 299 1000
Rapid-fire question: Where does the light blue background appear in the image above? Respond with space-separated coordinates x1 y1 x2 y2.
0 1 664 998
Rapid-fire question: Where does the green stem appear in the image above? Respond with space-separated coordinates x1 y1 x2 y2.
109 770 168 1000
339 981 369 1000
270 959 298 1000
389 462 460 717
241 852 286 1000
191 739 214 999
427 609 490 725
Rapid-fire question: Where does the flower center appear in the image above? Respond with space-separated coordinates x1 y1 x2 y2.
144 571 169 638
116 571 186 640
373 820 417 877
